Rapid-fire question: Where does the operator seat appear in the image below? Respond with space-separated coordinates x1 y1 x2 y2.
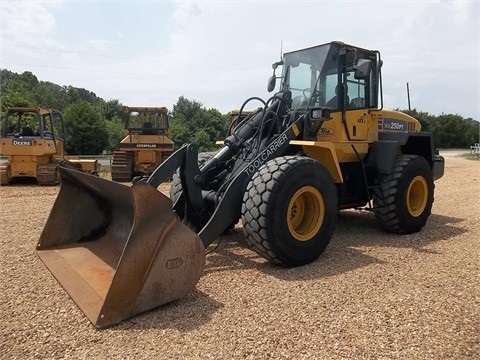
326 85 349 109
349 97 365 109
21 126 35 136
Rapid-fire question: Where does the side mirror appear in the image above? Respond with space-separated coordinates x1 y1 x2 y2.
354 59 372 80
272 60 283 70
267 76 276 92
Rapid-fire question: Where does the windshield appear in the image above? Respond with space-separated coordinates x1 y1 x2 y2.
1 109 62 139
282 43 338 109
281 43 377 110
123 107 169 131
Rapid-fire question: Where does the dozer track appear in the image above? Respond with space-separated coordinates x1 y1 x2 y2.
111 150 133 182
0 163 11 185
37 163 60 186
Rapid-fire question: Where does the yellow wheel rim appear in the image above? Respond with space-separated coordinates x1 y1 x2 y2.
287 186 324 242
407 176 428 217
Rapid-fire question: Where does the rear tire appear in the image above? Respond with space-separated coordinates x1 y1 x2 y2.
169 152 215 203
241 156 338 267
373 154 434 234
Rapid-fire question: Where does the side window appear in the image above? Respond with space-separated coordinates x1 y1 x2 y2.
324 74 338 106
51 113 64 140
368 66 379 108
156 113 168 130
346 72 366 109
4 113 20 135
288 63 313 100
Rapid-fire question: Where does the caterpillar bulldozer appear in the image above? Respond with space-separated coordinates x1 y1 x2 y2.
110 106 174 182
0 107 98 185
37 41 444 328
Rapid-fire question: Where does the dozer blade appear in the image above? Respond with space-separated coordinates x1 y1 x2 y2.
36 167 205 328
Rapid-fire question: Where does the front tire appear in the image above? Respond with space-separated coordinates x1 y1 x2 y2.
373 154 434 234
241 156 338 267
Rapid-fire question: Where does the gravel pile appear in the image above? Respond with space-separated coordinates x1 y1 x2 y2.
1 151 478 359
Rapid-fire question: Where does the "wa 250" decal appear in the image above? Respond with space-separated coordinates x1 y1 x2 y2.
379 118 407 131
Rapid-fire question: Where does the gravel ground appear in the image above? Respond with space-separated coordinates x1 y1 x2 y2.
1 150 479 359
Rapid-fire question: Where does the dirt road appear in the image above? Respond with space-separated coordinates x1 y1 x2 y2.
1 151 478 359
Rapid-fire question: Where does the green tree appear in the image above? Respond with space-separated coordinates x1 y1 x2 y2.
169 120 190 148
63 101 108 154
193 129 212 151
105 116 125 152
36 82 58 109
17 71 39 94
64 86 81 107
43 81 66 110
402 108 436 132
465 118 480 144
0 90 32 108
170 96 205 148
170 96 227 151
204 108 229 140
0 71 38 107
99 99 124 120
435 113 475 148
76 88 100 104
400 109 479 148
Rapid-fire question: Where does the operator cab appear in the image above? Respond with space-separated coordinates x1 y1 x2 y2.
123 106 169 135
1 107 64 140
268 41 382 113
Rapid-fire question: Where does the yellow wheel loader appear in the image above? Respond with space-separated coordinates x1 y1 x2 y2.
110 106 174 182
37 41 444 328
0 107 98 185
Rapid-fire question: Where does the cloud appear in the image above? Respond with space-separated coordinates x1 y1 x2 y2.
1 0 478 118
378 1 479 116
171 0 201 35
86 39 111 53
1 0 62 48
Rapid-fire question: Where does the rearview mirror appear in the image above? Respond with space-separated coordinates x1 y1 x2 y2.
272 60 284 70
354 59 372 80
267 76 276 92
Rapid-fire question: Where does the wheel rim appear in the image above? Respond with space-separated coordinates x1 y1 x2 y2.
407 175 428 217
287 186 324 241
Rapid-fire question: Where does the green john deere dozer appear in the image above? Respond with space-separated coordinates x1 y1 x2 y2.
37 41 444 328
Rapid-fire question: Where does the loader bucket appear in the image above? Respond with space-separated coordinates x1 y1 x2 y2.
36 167 205 328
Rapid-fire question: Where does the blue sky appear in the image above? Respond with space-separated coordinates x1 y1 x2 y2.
1 0 479 120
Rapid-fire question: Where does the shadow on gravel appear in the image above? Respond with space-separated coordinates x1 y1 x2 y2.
109 289 223 332
202 210 468 281
0 178 40 186
106 211 467 331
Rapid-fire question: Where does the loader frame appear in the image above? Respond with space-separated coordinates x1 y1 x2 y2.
36 41 445 329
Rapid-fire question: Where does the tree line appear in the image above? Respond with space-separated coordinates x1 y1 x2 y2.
0 70 231 155
1 69 478 155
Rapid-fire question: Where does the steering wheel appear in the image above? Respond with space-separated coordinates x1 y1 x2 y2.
292 95 308 109
302 88 320 105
